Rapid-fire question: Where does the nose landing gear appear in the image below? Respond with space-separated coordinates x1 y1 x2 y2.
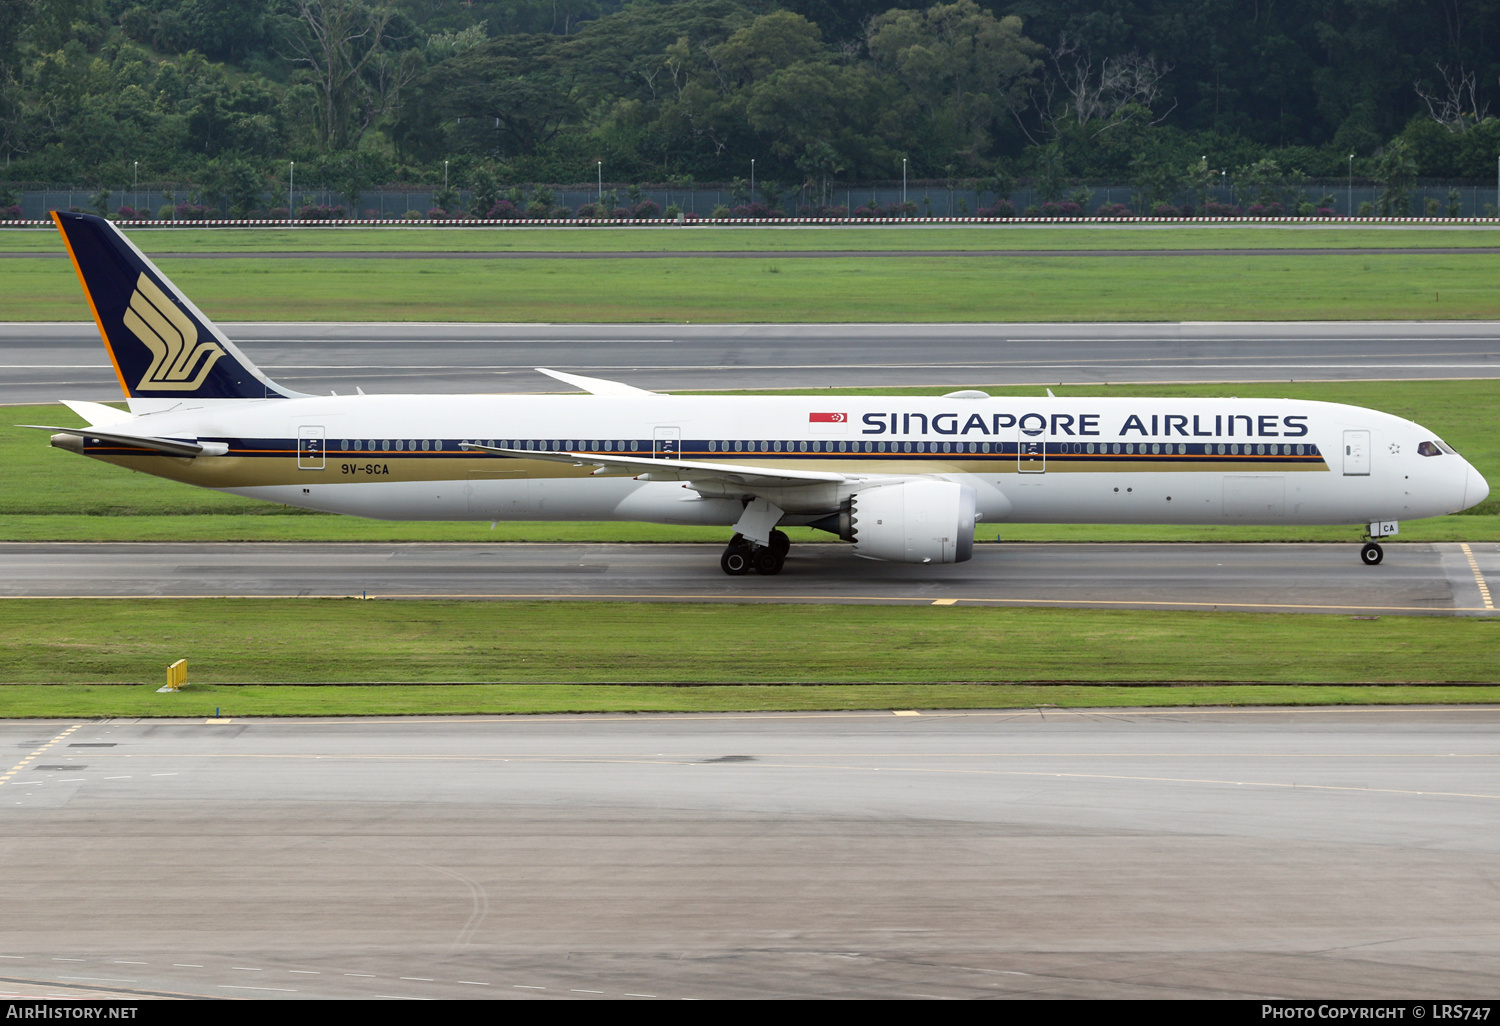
1359 521 1397 565
720 530 790 576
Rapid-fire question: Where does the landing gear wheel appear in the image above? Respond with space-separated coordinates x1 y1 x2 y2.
768 530 790 557
721 542 753 576
752 546 785 575
1361 542 1384 566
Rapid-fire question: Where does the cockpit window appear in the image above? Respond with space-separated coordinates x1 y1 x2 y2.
1417 441 1442 457
1436 439 1457 454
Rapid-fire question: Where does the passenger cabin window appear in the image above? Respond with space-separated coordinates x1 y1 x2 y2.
1418 441 1442 457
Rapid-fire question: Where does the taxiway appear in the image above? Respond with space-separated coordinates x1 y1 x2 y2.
2 541 1494 615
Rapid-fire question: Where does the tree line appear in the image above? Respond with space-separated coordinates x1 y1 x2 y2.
1 0 1497 213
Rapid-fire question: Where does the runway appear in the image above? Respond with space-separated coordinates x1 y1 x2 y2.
3 541 1495 615
2 708 1498 999
3 320 1498 403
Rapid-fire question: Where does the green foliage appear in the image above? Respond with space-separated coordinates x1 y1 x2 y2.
200 157 263 215
866 1 1041 169
1032 143 1064 201
1235 157 1309 208
119 0 270 62
308 149 388 210
468 164 500 213
1374 137 1419 216
397 32 576 162
2 0 1500 192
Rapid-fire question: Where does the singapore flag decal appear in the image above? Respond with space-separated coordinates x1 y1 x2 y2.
809 412 847 423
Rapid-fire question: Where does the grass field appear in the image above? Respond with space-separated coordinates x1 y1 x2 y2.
4 224 1500 253
3 683 1499 719
5 380 1494 542
6 250 1500 322
0 599 1497 705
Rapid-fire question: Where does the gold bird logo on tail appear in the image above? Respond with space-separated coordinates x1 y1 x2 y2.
123 273 224 390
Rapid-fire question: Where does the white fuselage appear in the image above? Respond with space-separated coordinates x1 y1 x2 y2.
89 393 1487 530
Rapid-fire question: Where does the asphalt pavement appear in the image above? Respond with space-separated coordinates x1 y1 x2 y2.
2 541 1494 616
2 708 1498 999
4 320 1499 403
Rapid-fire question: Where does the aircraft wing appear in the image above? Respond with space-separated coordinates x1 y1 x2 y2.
458 442 850 488
18 424 228 458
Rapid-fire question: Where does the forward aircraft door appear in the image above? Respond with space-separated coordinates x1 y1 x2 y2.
1343 430 1370 476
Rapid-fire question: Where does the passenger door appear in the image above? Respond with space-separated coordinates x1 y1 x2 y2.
297 426 325 470
1342 430 1370 476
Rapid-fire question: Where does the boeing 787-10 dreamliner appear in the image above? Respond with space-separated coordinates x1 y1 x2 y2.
29 211 1489 575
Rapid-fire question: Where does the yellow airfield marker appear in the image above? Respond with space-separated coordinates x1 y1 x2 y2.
158 659 187 693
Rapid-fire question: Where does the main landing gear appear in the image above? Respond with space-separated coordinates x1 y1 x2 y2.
1360 542 1384 566
721 530 790 576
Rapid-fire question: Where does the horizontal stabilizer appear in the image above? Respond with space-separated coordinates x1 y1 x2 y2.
534 368 657 396
20 424 227 458
59 399 133 427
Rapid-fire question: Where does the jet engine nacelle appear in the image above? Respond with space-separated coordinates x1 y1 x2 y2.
850 480 977 564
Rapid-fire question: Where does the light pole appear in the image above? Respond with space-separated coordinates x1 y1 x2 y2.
289 161 294 223
750 159 755 205
1348 154 1354 217
597 160 602 204
902 157 907 213
132 160 137 215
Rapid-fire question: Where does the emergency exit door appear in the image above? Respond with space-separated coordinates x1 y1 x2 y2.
1017 427 1046 473
654 426 681 459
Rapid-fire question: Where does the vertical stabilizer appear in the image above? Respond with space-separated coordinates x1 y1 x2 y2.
52 212 306 400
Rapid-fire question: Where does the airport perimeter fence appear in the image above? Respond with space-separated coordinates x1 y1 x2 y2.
6 180 1500 223
6 214 1500 229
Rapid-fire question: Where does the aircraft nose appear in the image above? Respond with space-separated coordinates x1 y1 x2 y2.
1466 464 1491 510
